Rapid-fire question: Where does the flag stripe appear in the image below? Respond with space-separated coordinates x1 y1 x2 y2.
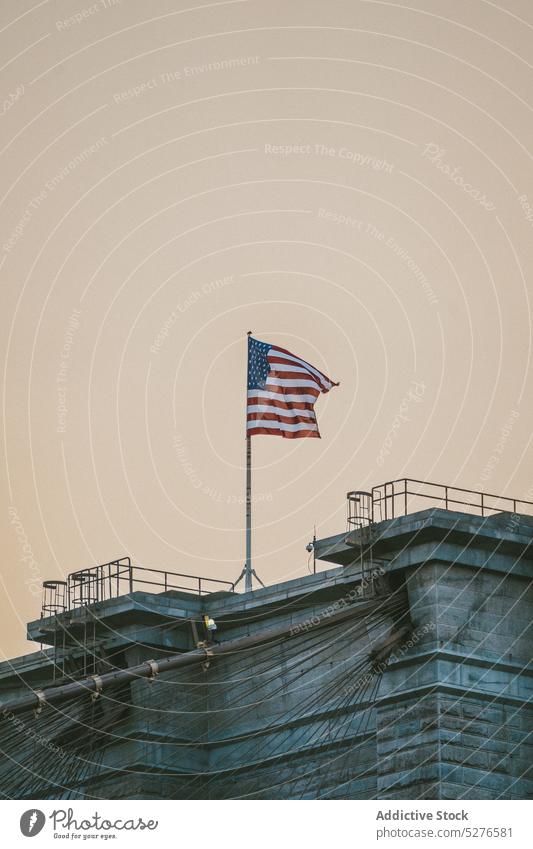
247 413 317 426
247 389 319 402
247 420 319 432
247 404 315 416
246 426 321 439
248 400 315 412
269 368 323 386
264 377 321 390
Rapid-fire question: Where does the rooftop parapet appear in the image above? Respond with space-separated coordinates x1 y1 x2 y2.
41 557 235 617
349 477 533 525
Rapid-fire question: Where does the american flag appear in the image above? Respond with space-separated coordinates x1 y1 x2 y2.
246 336 338 438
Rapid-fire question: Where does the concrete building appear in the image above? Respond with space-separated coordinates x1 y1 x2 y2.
0 479 532 799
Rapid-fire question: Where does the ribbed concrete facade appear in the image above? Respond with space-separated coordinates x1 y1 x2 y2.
0 507 531 799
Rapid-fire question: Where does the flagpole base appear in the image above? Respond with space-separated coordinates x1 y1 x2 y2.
233 565 265 593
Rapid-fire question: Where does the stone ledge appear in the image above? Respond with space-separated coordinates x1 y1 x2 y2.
376 682 531 709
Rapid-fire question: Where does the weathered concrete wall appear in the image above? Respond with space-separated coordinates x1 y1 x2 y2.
373 552 533 800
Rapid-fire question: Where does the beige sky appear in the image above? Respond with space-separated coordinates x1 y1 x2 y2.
1 0 533 659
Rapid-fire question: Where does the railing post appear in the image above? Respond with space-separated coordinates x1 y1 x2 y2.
404 480 407 516
445 486 448 511
481 492 484 517
129 563 133 596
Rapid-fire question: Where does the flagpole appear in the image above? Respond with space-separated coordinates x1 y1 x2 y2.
232 331 264 594
245 331 252 592
245 432 252 592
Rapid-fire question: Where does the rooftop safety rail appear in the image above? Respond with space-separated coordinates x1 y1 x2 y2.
41 557 235 616
348 478 533 526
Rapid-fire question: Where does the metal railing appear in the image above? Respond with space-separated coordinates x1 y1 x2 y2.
348 478 533 525
41 580 67 616
42 557 235 615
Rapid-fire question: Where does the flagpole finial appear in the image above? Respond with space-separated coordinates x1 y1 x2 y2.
247 330 252 336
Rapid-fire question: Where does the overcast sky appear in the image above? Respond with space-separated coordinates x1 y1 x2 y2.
2 0 533 658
